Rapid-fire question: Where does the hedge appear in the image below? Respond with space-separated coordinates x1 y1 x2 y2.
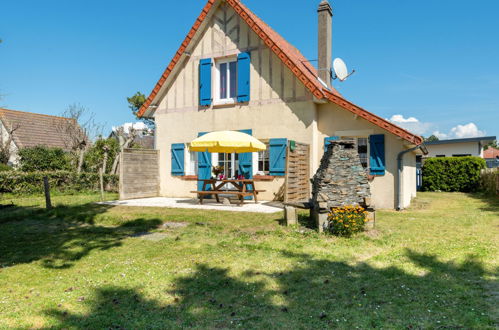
0 171 118 195
480 168 499 196
422 156 486 192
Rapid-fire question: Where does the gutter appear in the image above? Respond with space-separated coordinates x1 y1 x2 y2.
396 143 428 211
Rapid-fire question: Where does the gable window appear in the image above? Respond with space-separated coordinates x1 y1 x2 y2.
215 58 237 105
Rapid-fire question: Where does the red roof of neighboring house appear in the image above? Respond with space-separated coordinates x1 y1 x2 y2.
483 147 499 159
137 0 423 146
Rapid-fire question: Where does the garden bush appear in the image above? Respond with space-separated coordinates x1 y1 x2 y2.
0 163 12 171
422 156 486 192
18 146 72 172
0 171 118 195
326 205 368 237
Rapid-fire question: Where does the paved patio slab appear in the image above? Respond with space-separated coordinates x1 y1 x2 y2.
99 197 283 214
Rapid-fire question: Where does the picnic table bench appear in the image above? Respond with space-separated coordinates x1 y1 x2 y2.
191 179 265 205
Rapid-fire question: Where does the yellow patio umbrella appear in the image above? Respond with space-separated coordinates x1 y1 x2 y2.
189 130 266 153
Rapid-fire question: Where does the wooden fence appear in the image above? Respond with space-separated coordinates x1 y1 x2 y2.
284 142 310 202
480 168 499 196
119 149 159 200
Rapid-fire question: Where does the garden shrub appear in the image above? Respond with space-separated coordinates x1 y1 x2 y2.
83 138 120 173
18 146 72 172
326 205 368 237
422 156 486 192
0 171 118 195
0 163 12 171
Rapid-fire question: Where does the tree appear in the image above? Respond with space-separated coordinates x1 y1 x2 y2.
484 140 498 150
0 122 20 165
424 135 439 142
128 92 154 129
110 125 137 175
83 137 119 174
58 104 102 173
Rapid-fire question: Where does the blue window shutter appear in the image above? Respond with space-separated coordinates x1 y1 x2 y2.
197 132 212 191
369 134 385 175
238 129 253 200
199 58 212 106
269 138 287 176
171 143 185 176
324 136 340 152
237 52 251 103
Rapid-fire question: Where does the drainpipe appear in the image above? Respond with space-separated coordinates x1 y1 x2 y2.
397 143 428 210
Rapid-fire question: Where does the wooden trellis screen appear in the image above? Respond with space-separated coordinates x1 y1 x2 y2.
119 149 159 200
284 142 311 202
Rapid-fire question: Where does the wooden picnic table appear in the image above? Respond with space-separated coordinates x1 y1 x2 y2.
191 179 265 205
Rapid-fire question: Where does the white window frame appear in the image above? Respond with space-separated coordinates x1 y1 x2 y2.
185 147 198 176
214 57 237 105
212 152 239 179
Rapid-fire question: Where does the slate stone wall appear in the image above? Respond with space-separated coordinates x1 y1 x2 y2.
312 140 371 211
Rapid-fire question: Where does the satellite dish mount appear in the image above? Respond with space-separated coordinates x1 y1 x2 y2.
332 58 355 82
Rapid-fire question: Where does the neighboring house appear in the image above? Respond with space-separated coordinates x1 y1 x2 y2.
110 123 155 149
483 147 499 168
0 108 79 165
136 0 426 209
424 136 496 158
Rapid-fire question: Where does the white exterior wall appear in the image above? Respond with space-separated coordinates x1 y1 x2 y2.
426 142 482 158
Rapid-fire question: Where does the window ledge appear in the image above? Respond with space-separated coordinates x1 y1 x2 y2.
213 101 237 108
180 175 198 181
253 175 275 181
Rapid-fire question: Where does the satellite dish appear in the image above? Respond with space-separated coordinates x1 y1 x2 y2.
333 58 355 82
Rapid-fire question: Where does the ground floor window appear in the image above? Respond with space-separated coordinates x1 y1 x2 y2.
216 152 239 179
357 138 368 168
257 142 270 175
342 137 369 169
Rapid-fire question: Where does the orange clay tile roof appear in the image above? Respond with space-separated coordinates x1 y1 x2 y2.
137 0 423 146
483 147 499 159
0 108 80 151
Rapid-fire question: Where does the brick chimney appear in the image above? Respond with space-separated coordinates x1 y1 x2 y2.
318 0 333 88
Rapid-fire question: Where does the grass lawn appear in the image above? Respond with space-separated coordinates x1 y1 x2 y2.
0 192 497 329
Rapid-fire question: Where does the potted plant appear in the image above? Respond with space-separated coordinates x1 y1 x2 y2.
212 165 224 179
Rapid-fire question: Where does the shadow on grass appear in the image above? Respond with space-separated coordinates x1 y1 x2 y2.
46 250 497 328
467 192 499 215
0 203 162 269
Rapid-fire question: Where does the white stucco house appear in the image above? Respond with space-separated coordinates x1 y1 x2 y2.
424 136 496 158
136 0 426 209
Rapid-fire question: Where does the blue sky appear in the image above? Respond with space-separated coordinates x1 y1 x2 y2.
1 0 498 139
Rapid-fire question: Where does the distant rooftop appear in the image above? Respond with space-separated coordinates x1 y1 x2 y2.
425 136 496 146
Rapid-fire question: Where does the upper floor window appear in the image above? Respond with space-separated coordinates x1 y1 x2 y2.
215 58 237 105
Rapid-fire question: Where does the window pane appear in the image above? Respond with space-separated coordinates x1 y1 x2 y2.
357 138 368 168
220 63 227 99
229 61 237 98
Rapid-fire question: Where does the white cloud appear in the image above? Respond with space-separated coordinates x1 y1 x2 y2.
388 114 432 135
432 131 448 140
432 122 486 140
112 122 149 134
449 123 486 138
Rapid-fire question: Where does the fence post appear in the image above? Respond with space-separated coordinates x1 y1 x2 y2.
99 168 104 202
43 176 52 210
